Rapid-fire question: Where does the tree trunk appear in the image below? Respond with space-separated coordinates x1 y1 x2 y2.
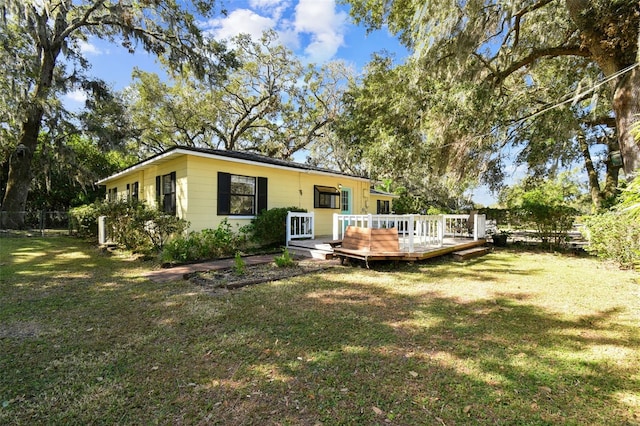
577 133 603 210
612 66 640 177
1 39 61 228
603 135 621 201
565 0 640 176
0 113 40 228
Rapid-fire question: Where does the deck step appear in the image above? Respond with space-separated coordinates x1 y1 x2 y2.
452 246 491 261
286 246 334 260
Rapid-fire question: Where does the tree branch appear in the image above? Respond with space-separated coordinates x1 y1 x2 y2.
490 45 591 85
509 0 557 48
582 116 616 128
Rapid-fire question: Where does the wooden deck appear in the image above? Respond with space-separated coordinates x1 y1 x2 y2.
288 235 488 263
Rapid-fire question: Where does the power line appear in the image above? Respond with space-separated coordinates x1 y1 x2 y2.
516 62 640 125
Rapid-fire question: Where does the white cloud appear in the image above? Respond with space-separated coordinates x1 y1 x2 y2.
204 0 347 63
64 89 87 104
249 0 291 20
293 0 347 62
206 9 276 40
249 0 284 8
78 40 103 55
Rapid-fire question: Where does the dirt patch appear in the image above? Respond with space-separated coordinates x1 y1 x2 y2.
0 321 46 339
188 259 336 295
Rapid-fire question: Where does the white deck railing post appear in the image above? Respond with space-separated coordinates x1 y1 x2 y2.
286 211 293 247
473 213 478 241
408 214 415 252
333 213 339 240
98 215 107 245
477 214 486 238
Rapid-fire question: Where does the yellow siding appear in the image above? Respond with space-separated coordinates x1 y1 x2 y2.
368 193 396 214
103 170 144 202
103 152 370 236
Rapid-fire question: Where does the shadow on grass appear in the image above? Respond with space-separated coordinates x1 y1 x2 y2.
1 238 638 425
189 273 638 424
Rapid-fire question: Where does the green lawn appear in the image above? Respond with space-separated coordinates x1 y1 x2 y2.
1 236 639 425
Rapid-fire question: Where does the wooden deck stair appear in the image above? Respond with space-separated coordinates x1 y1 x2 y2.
286 240 335 260
451 246 491 261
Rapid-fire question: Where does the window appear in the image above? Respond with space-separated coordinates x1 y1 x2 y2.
131 181 139 201
156 172 176 215
107 187 117 202
218 172 267 215
126 182 139 201
314 185 340 209
377 200 390 214
341 189 349 212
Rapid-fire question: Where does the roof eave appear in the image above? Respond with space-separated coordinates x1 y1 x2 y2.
96 147 370 185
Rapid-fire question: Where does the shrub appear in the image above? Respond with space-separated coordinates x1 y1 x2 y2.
233 252 246 276
583 212 640 269
250 207 307 247
97 199 188 253
161 219 248 264
582 175 640 269
69 204 99 237
274 248 297 268
514 202 578 249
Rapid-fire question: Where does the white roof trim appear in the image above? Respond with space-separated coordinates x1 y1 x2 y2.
97 148 370 185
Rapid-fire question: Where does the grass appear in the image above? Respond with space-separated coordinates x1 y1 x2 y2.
1 236 639 425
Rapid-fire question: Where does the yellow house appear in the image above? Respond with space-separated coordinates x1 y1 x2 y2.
97 146 395 236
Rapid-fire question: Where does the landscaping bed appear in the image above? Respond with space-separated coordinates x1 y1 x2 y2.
188 259 335 294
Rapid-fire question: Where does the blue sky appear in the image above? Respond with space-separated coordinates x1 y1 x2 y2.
64 0 502 205
66 0 407 98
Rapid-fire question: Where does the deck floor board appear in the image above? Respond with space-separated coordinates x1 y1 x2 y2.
289 237 488 263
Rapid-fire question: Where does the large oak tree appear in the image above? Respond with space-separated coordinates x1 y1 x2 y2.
126 31 353 161
0 0 233 228
343 0 640 191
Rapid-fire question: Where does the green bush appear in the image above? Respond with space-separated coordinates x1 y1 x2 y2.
161 219 248 264
233 252 246 276
582 175 640 269
69 204 99 237
98 199 188 253
249 207 307 247
514 202 578 249
274 248 297 268
583 212 640 269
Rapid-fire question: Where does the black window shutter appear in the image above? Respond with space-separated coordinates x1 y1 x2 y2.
155 176 161 206
217 172 231 215
169 172 177 215
377 200 382 214
257 177 268 214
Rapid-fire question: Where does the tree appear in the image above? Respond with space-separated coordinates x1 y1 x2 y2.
333 54 480 206
0 0 233 228
343 0 640 181
499 173 584 248
127 31 353 160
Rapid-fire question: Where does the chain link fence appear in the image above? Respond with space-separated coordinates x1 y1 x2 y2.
0 211 73 236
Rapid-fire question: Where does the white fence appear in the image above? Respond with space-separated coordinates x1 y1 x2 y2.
284 212 486 251
285 212 314 246
332 213 486 252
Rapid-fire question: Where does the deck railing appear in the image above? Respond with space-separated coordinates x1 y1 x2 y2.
286 211 314 246
443 214 486 239
333 213 486 252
